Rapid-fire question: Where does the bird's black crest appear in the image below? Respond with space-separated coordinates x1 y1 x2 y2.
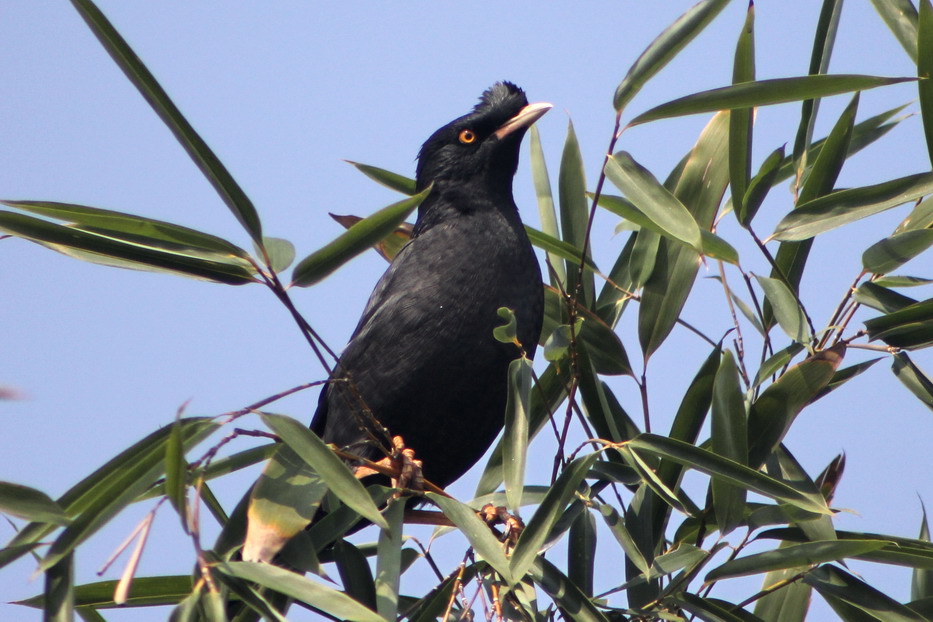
475 81 527 113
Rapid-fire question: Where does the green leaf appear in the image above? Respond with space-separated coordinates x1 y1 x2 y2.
543 286 633 376
375 499 404 621
503 357 533 513
613 0 729 112
595 194 737 262
729 2 756 221
529 125 565 285
790 0 845 190
875 275 933 288
329 213 413 263
914 503 933 600
0 481 68 525
627 434 830 515
44 552 74 622
920 0 933 169
774 172 933 242
426 493 513 584
864 298 933 349
260 413 388 529
493 307 519 345
707 540 889 582
2 200 253 259
543 318 584 363
70 0 263 240
747 344 845 468
862 229 933 275
525 226 598 273
897 196 933 233
558 120 593 303
854 282 918 313
805 564 926 621
16 575 194 610
753 556 812 622
755 275 811 344
260 237 296 273
892 353 933 411
510 453 599 581
631 75 913 125
217 561 387 622
243 444 329 563
529 557 611 622
752 343 805 388
639 112 731 360
164 416 188 532
568 509 597 597
672 592 757 622
870 0 920 62
711 351 748 536
346 161 416 195
605 153 703 251
333 541 376 610
596 502 649 576
740 146 785 227
0 211 258 285
291 188 429 287
0 419 215 571
39 419 218 572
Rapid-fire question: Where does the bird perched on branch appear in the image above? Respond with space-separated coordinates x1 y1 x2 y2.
312 82 549 489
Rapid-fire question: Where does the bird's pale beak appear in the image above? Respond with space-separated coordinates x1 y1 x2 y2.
494 102 553 140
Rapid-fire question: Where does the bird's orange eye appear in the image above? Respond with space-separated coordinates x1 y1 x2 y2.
459 129 476 144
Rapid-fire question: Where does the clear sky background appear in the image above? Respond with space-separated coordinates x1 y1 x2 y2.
2 2 931 620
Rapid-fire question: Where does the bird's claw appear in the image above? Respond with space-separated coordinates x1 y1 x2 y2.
391 435 424 493
478 503 524 549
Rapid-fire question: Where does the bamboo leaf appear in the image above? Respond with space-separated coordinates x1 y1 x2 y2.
628 434 830 515
870 0 920 63
711 351 748 535
38 420 218 572
892 353 933 411
345 161 417 195
631 75 913 125
16 575 193 609
920 0 933 169
510 453 598 581
864 298 933 349
504 357 533 513
740 146 785 226
0 211 258 285
529 557 611 622
217 561 387 622
708 540 889 581
755 275 811 344
0 482 68 525
914 503 933 600
291 188 429 287
729 2 756 221
614 0 730 112
529 125 565 285
375 499 404 620
164 416 188 532
260 413 389 529
243 445 329 563
774 172 933 242
568 509 597 597
805 564 926 621
70 0 264 240
426 493 513 584
559 120 594 303
605 153 703 251
862 229 933 275
748 345 845 468
639 112 731 359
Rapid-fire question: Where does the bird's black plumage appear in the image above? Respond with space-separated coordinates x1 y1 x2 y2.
310 82 548 488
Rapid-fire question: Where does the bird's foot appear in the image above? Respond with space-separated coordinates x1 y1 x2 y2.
355 436 424 496
389 435 424 493
478 504 524 549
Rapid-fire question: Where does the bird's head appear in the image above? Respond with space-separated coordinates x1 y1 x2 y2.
415 82 552 196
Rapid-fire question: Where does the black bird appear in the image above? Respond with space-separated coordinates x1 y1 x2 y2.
311 82 549 489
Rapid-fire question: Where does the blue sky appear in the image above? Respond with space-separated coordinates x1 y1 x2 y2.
2 2 932 620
